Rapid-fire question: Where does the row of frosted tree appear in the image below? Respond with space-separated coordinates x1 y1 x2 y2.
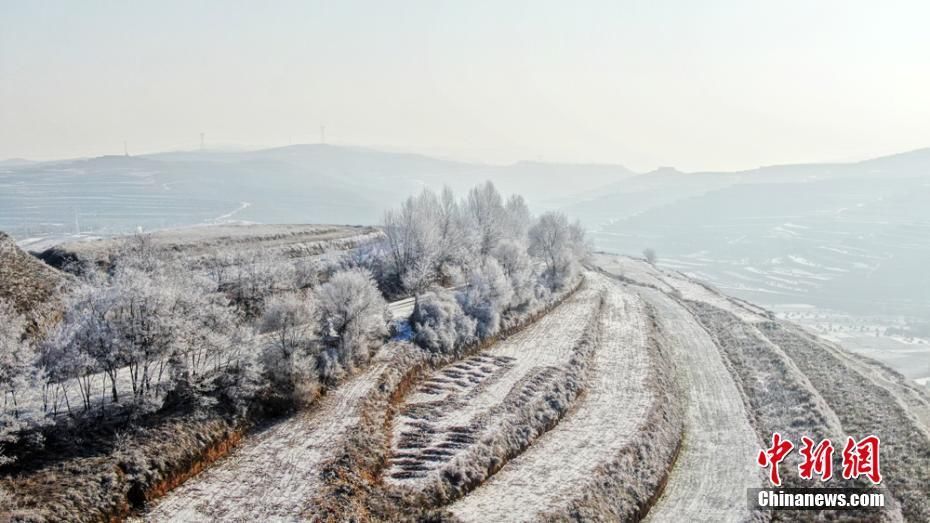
0 241 387 465
375 182 589 353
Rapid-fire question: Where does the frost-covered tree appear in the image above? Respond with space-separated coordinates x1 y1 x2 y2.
293 258 321 290
381 183 589 354
382 189 445 298
258 293 319 400
382 184 517 296
411 290 477 353
503 194 532 241
210 333 260 415
260 293 318 353
0 302 36 464
174 288 239 380
107 266 184 404
458 257 514 338
643 248 657 265
569 219 590 261
60 285 123 409
316 269 388 373
528 211 586 290
491 239 538 311
465 181 507 257
435 187 469 279
57 262 239 410
381 186 472 298
38 321 93 416
166 280 245 407
0 302 34 418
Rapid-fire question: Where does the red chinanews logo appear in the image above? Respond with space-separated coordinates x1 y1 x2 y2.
757 433 882 486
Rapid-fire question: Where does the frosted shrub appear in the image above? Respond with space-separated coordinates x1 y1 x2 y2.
317 268 388 371
293 258 321 290
411 290 477 353
258 294 319 402
213 351 261 415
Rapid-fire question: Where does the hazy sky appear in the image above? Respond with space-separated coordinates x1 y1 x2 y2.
2 1 930 171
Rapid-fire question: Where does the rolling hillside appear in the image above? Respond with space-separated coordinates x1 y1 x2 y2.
0 231 71 334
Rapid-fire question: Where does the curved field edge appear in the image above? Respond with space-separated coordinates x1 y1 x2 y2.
307 278 586 521
759 321 930 522
533 300 683 523
443 281 682 522
635 287 765 523
685 301 923 521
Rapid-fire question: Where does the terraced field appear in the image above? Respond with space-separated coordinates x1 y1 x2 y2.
133 257 930 521
385 277 606 500
449 282 660 521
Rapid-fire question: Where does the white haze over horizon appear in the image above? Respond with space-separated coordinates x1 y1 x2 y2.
2 0 930 172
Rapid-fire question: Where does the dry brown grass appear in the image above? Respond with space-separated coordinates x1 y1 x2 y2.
1 410 242 522
0 231 72 335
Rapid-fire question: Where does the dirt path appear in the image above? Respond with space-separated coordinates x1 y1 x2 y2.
448 275 652 522
637 286 763 523
143 357 390 521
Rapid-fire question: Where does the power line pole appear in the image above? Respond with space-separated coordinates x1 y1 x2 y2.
320 125 326 144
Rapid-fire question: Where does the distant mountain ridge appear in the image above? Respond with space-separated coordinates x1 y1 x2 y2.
0 144 639 242
567 147 930 326
2 142 929 244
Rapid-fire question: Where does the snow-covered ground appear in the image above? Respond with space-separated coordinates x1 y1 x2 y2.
636 285 762 522
594 253 769 324
449 274 653 521
142 348 396 521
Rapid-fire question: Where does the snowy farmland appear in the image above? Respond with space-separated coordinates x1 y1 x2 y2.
2 218 929 520
140 261 929 521
4 240 930 520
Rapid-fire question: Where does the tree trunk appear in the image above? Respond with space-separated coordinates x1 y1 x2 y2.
110 371 119 403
